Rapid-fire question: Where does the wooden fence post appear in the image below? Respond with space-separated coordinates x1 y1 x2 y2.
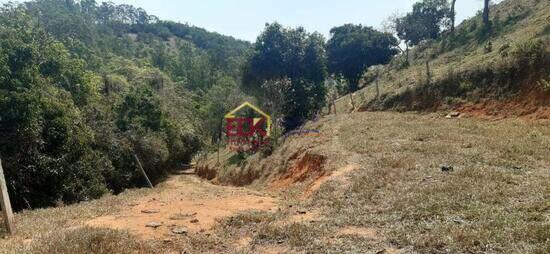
133 154 153 188
426 60 431 85
349 93 356 111
0 158 15 235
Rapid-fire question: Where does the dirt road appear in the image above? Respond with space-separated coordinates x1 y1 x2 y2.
86 174 277 239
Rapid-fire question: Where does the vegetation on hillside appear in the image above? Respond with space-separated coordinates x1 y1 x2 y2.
349 0 550 114
0 0 250 210
0 0 548 253
198 0 549 186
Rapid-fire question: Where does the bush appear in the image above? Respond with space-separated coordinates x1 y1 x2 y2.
0 87 111 208
537 78 550 92
511 39 546 69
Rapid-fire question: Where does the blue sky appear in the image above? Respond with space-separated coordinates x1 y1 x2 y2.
2 0 499 42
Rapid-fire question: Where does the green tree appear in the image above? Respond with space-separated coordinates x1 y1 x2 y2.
243 23 327 130
0 0 246 210
326 24 398 92
450 0 457 32
395 0 451 46
483 0 490 27
0 7 110 208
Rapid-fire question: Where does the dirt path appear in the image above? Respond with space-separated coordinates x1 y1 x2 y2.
86 174 278 239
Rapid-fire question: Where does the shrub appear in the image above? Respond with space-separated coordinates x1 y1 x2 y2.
483 41 493 53
0 87 110 209
537 78 550 92
511 39 546 69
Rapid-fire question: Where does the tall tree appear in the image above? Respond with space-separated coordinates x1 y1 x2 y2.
327 24 398 92
483 0 490 26
382 13 411 64
243 23 328 130
395 0 451 46
450 0 457 32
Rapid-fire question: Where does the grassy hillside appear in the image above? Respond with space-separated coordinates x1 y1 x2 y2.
334 0 549 118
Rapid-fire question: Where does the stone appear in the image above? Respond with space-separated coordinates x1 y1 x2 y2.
145 222 162 228
141 209 160 214
446 112 461 118
451 217 466 224
172 228 188 235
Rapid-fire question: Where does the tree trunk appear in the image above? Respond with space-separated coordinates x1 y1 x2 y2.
483 0 490 26
451 0 457 33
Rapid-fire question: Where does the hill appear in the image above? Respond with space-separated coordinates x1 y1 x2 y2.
335 0 549 119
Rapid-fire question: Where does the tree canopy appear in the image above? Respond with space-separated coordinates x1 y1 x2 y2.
243 23 328 129
395 0 451 46
327 24 399 92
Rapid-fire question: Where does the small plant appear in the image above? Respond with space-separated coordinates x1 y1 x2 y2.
537 78 550 92
483 41 493 53
259 138 275 158
499 42 511 57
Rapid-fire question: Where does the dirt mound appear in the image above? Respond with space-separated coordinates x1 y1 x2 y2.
456 85 550 120
269 152 327 190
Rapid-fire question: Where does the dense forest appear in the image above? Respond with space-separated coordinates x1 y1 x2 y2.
0 0 252 209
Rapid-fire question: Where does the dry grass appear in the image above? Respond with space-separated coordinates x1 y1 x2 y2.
0 188 153 253
193 111 549 253
307 112 549 253
1 112 548 253
1 2 549 252
0 172 279 254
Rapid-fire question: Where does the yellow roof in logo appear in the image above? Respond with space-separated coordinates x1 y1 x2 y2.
225 102 271 137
